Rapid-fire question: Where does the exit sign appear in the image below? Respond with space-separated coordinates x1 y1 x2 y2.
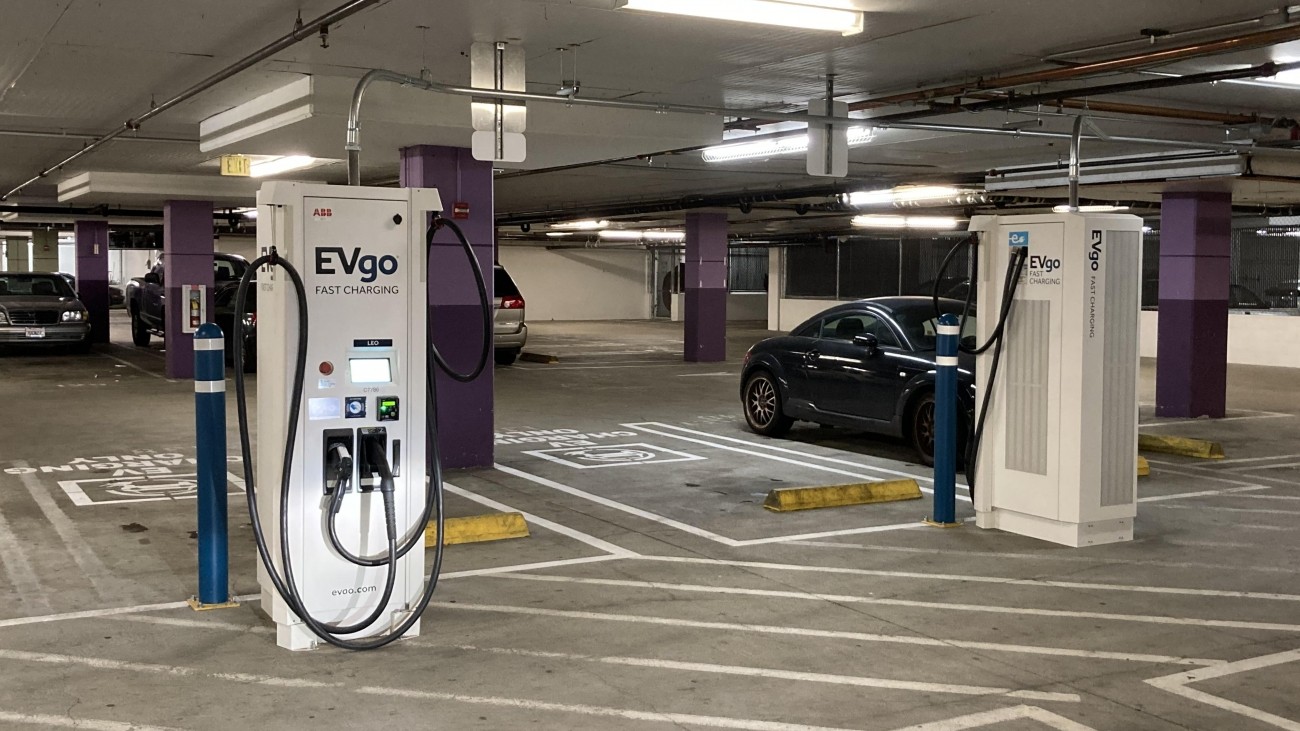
220 155 251 177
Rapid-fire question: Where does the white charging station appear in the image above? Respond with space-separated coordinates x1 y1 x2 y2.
254 182 442 650
970 213 1143 548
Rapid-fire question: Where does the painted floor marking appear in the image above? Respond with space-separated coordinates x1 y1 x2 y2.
1216 453 1300 465
1147 648 1300 731
1231 461 1300 472
626 421 970 492
434 602 1218 666
1149 460 1300 489
0 647 881 731
1139 410 1293 427
0 493 50 614
1145 503 1300 516
886 705 1097 731
14 464 130 604
98 350 175 382
523 442 706 470
494 463 935 547
1138 485 1273 503
0 710 185 731
356 685 867 731
441 644 1081 702
635 555 1300 602
493 574 1300 633
444 481 636 557
790 540 1300 575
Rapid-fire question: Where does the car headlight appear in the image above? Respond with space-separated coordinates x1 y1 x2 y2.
0 310 8 325
61 310 86 322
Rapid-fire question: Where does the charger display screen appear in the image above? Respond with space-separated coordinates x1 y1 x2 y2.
349 358 392 384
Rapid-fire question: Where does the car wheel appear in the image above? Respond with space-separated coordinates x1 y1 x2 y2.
494 349 519 366
130 311 150 346
908 392 937 466
742 371 793 437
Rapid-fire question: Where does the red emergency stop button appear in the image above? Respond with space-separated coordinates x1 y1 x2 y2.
319 361 334 376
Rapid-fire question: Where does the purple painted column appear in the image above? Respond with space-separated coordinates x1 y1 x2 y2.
163 200 214 379
1156 191 1231 418
74 221 110 345
399 145 494 469
684 212 728 363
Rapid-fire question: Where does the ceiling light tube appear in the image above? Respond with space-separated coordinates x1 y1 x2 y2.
1052 204 1130 213
846 185 966 208
851 215 961 230
616 0 864 35
549 219 610 230
249 155 319 178
598 229 686 242
702 127 873 163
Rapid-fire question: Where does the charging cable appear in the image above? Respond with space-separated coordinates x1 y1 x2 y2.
231 211 491 651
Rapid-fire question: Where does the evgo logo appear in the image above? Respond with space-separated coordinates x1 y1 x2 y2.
315 247 399 283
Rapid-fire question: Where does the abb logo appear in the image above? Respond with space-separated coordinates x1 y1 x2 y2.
312 208 333 218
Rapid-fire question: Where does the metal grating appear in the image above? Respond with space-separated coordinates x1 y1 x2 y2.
1101 231 1140 507
1004 299 1051 475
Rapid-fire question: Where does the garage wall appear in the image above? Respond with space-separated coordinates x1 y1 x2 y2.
1141 310 1300 369
498 247 651 321
766 248 854 331
728 292 767 321
216 234 258 262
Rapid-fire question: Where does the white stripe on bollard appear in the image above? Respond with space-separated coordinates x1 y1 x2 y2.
194 338 225 351
936 356 960 367
937 325 961 336
194 381 226 393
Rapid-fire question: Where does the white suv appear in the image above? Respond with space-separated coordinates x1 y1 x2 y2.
493 265 527 365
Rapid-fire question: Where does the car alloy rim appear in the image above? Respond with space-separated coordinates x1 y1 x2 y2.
748 378 776 426
916 401 935 455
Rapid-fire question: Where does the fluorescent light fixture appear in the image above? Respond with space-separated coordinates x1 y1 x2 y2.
199 77 314 153
846 185 965 207
1052 205 1130 213
598 229 686 242
702 127 874 163
852 215 961 230
550 220 610 230
250 155 320 178
617 0 864 35
545 232 573 238
233 207 258 219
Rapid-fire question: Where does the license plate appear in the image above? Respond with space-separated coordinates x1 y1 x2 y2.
24 327 46 339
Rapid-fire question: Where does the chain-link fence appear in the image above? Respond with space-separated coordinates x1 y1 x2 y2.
1143 228 1300 311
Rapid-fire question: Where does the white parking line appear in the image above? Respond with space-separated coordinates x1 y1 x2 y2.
434 602 1219 666
494 463 938 547
1215 453 1300 465
1139 411 1293 426
887 706 1097 731
492 574 1300 633
1138 485 1274 503
625 422 968 491
443 481 636 557
442 644 1080 703
1147 648 1300 731
634 556 1300 602
0 710 185 731
1145 504 1300 516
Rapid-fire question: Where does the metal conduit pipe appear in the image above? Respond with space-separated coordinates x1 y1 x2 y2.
1069 116 1085 211
1 0 380 201
350 72 1263 187
870 61 1298 125
847 22 1300 112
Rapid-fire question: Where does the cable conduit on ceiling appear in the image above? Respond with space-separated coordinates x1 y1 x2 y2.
0 0 381 201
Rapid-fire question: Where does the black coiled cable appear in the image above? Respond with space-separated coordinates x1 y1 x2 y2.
232 211 491 650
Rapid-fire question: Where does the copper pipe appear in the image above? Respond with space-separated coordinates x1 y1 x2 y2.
848 23 1300 111
1055 99 1266 125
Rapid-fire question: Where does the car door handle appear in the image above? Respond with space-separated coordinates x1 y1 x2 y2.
804 350 820 364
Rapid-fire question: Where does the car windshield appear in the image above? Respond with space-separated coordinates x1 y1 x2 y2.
0 274 76 298
892 304 977 351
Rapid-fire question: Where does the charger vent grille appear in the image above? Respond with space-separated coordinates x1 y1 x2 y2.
1005 299 1050 475
1100 231 1140 506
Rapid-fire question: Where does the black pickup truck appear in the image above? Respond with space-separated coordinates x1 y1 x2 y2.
126 253 257 369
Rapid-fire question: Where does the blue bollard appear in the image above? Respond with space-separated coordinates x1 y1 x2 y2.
193 323 231 607
929 313 962 527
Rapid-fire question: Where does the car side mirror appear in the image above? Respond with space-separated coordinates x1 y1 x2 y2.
852 333 879 354
144 272 161 285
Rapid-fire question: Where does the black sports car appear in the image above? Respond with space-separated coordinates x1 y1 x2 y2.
740 297 976 465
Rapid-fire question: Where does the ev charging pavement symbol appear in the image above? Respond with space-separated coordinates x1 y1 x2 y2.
524 443 705 470
56 473 246 506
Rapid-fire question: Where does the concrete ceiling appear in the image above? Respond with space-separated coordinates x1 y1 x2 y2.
2 0 1300 228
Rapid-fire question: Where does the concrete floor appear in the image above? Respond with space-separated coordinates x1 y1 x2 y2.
0 312 1297 730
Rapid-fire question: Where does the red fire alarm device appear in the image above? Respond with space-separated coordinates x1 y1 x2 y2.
453 201 471 220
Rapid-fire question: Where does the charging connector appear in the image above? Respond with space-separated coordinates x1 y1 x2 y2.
323 430 354 496
357 428 388 493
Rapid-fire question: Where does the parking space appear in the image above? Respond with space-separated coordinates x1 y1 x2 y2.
0 319 1297 730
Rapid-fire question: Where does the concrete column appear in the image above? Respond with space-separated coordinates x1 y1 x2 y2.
399 145 494 469
684 212 728 362
1156 190 1231 418
31 230 59 272
3 236 27 271
163 200 214 379
75 221 111 344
